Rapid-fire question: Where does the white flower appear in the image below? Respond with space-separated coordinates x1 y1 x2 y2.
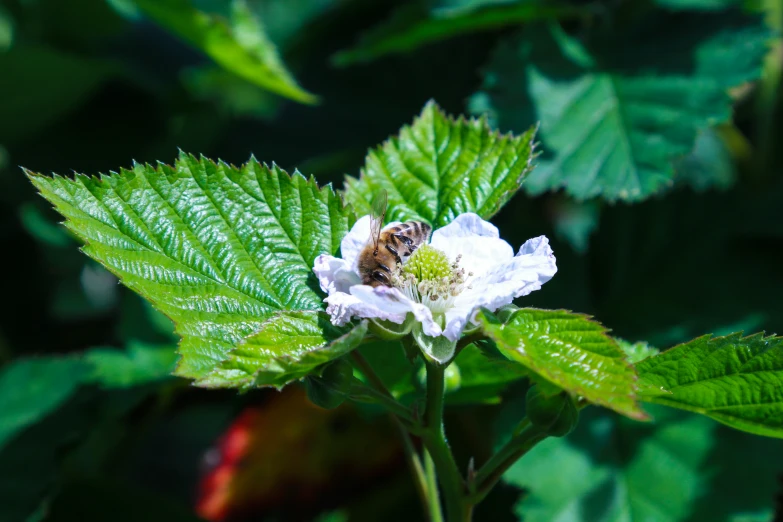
313 213 557 362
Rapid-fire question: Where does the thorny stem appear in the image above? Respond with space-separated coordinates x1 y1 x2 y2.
422 361 467 522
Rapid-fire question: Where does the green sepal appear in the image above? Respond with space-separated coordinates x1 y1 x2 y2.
368 315 414 340
413 323 457 365
401 335 420 364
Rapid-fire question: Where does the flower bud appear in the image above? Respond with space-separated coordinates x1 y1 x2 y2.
525 384 579 437
304 358 354 409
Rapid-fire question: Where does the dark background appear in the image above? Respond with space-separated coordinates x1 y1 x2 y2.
0 0 781 521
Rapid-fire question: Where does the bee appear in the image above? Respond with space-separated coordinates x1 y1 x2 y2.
357 191 431 287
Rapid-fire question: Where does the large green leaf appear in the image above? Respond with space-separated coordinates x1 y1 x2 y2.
29 153 354 386
207 311 367 389
332 1 578 66
471 14 771 201
636 332 783 438
505 407 782 522
132 0 316 104
476 308 645 419
0 358 89 452
344 101 537 227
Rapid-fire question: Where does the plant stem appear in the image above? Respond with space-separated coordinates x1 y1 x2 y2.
469 418 548 504
454 332 486 358
349 351 431 517
422 362 466 522
348 381 417 425
424 449 444 522
398 420 432 521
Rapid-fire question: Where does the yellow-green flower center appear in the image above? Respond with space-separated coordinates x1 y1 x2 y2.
392 245 471 313
403 245 452 282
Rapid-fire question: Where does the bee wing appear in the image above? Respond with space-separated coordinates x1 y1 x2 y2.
369 190 388 250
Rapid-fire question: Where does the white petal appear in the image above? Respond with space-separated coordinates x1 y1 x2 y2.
325 289 407 326
442 235 557 339
442 303 475 342
349 285 443 336
513 235 557 297
340 216 372 269
429 213 514 277
313 254 361 295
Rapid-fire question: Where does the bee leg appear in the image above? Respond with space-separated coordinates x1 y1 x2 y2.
393 233 414 247
372 271 390 285
385 244 402 265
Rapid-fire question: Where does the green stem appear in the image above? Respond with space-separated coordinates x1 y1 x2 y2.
469 418 548 504
454 332 486 358
424 450 444 522
349 351 430 517
422 362 467 522
348 381 418 426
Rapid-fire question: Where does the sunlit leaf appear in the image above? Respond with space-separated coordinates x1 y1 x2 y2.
506 407 782 522
29 153 354 386
472 14 771 201
344 101 537 227
132 0 317 103
476 308 645 419
207 311 367 389
636 332 783 438
0 358 89 451
333 1 578 66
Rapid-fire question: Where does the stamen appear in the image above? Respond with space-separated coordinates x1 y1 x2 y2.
391 245 470 315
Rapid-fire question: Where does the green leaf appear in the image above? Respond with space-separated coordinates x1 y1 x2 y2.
344 101 537 227
0 358 90 451
447 344 528 404
132 0 317 104
673 126 737 191
506 406 782 522
616 338 659 364
636 332 783 438
472 14 771 201
29 153 354 386
208 311 367 389
476 308 646 419
84 342 178 388
332 1 578 66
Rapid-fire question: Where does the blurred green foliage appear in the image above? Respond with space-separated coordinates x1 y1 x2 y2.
1 0 781 521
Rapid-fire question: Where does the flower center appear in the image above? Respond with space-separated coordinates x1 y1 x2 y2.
392 245 470 314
